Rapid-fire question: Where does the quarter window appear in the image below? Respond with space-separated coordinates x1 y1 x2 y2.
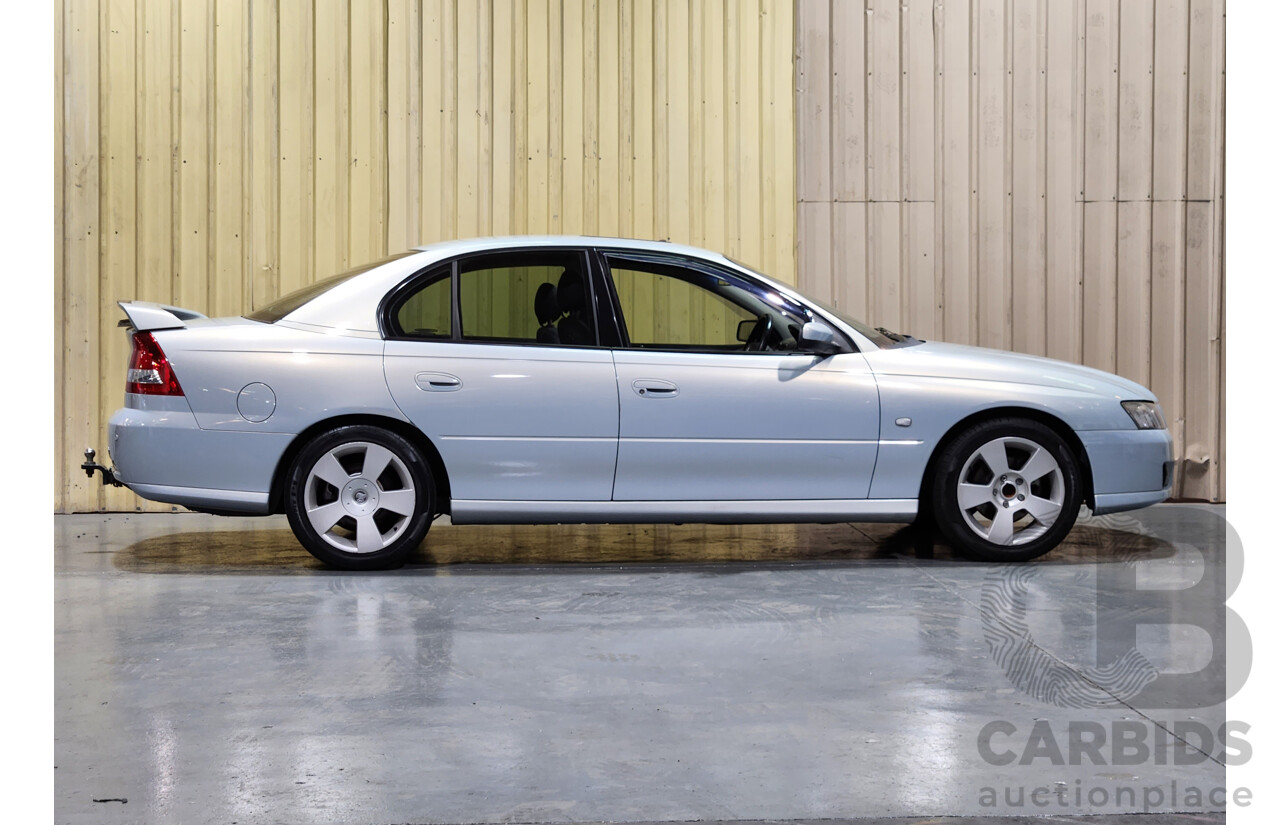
394 270 452 338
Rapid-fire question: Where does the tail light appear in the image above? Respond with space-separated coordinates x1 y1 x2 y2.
126 331 184 396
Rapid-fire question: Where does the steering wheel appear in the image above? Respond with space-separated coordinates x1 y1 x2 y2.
744 314 773 352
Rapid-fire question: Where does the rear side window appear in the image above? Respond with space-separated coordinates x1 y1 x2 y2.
245 252 416 323
458 261 577 344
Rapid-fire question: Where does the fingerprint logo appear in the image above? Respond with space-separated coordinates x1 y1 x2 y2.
980 563 1159 709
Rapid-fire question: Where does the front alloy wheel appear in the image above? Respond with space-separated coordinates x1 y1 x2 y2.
286 425 435 569
931 418 1082 562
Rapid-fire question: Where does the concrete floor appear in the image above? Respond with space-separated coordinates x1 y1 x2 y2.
55 504 1229 824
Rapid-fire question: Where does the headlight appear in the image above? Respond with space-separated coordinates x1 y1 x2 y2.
1122 400 1167 430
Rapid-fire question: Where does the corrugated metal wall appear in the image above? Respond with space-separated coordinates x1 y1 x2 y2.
55 0 1225 512
55 0 796 512
795 0 1225 501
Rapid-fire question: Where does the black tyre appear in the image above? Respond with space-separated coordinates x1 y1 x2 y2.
285 425 435 570
929 417 1082 562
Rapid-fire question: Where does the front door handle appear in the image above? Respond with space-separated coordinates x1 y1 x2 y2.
632 378 679 398
415 372 463 392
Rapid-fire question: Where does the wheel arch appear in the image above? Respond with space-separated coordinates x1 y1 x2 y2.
268 414 453 516
916 406 1095 515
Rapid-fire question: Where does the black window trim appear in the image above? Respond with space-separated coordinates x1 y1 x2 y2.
594 248 858 355
587 247 626 348
378 246 607 349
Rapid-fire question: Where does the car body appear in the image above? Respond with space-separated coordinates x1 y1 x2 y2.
98 236 1173 567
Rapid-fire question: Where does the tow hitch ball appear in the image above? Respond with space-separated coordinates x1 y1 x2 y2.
82 448 123 487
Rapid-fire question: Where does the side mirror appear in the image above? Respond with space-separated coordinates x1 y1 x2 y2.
736 318 756 343
798 320 841 355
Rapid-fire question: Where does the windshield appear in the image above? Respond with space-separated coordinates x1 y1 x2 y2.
245 252 416 324
727 257 905 348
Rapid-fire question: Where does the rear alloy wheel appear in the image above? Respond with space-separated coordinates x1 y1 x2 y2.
930 418 1082 562
286 425 435 569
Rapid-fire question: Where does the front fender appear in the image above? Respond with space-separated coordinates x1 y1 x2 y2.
867 374 1136 499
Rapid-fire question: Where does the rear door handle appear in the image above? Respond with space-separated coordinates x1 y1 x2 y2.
632 378 679 398
414 372 463 392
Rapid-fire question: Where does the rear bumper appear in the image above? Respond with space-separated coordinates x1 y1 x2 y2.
1078 427 1174 515
127 482 271 514
108 399 293 514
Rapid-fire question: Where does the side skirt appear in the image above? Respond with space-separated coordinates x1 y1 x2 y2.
449 498 918 526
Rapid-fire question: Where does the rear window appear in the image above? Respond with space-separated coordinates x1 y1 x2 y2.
245 252 416 324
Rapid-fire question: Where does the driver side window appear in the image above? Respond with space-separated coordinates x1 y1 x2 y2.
605 255 804 353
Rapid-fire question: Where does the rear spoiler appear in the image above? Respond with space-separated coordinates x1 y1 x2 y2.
117 301 208 332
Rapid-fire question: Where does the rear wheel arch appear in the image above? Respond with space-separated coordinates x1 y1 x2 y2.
269 414 452 516
917 406 1095 516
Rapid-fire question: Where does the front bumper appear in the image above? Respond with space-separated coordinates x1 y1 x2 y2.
1077 427 1174 515
108 397 293 514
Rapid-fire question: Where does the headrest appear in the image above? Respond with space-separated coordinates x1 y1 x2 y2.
557 269 587 312
534 281 560 325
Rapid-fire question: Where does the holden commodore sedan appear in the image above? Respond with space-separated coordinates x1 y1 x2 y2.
87 236 1173 569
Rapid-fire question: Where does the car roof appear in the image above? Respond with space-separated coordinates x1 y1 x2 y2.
276 235 874 348
412 234 721 259
280 236 748 334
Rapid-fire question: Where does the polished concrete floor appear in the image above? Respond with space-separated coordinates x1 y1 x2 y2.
55 504 1230 824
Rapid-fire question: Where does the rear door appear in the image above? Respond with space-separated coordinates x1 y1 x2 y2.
382 248 619 502
601 251 881 502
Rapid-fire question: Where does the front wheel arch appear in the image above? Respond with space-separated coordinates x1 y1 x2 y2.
268 414 452 517
916 406 1094 520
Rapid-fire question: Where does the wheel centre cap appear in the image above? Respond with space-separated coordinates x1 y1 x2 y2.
341 479 379 516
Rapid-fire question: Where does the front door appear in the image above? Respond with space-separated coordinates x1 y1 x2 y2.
383 249 618 502
602 252 881 501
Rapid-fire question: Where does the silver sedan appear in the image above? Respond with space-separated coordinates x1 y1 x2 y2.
90 236 1173 569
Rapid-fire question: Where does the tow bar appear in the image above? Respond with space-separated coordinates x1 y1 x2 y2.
81 448 124 487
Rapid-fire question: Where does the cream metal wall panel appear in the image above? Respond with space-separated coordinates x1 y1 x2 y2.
797 0 1226 501
55 0 797 512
